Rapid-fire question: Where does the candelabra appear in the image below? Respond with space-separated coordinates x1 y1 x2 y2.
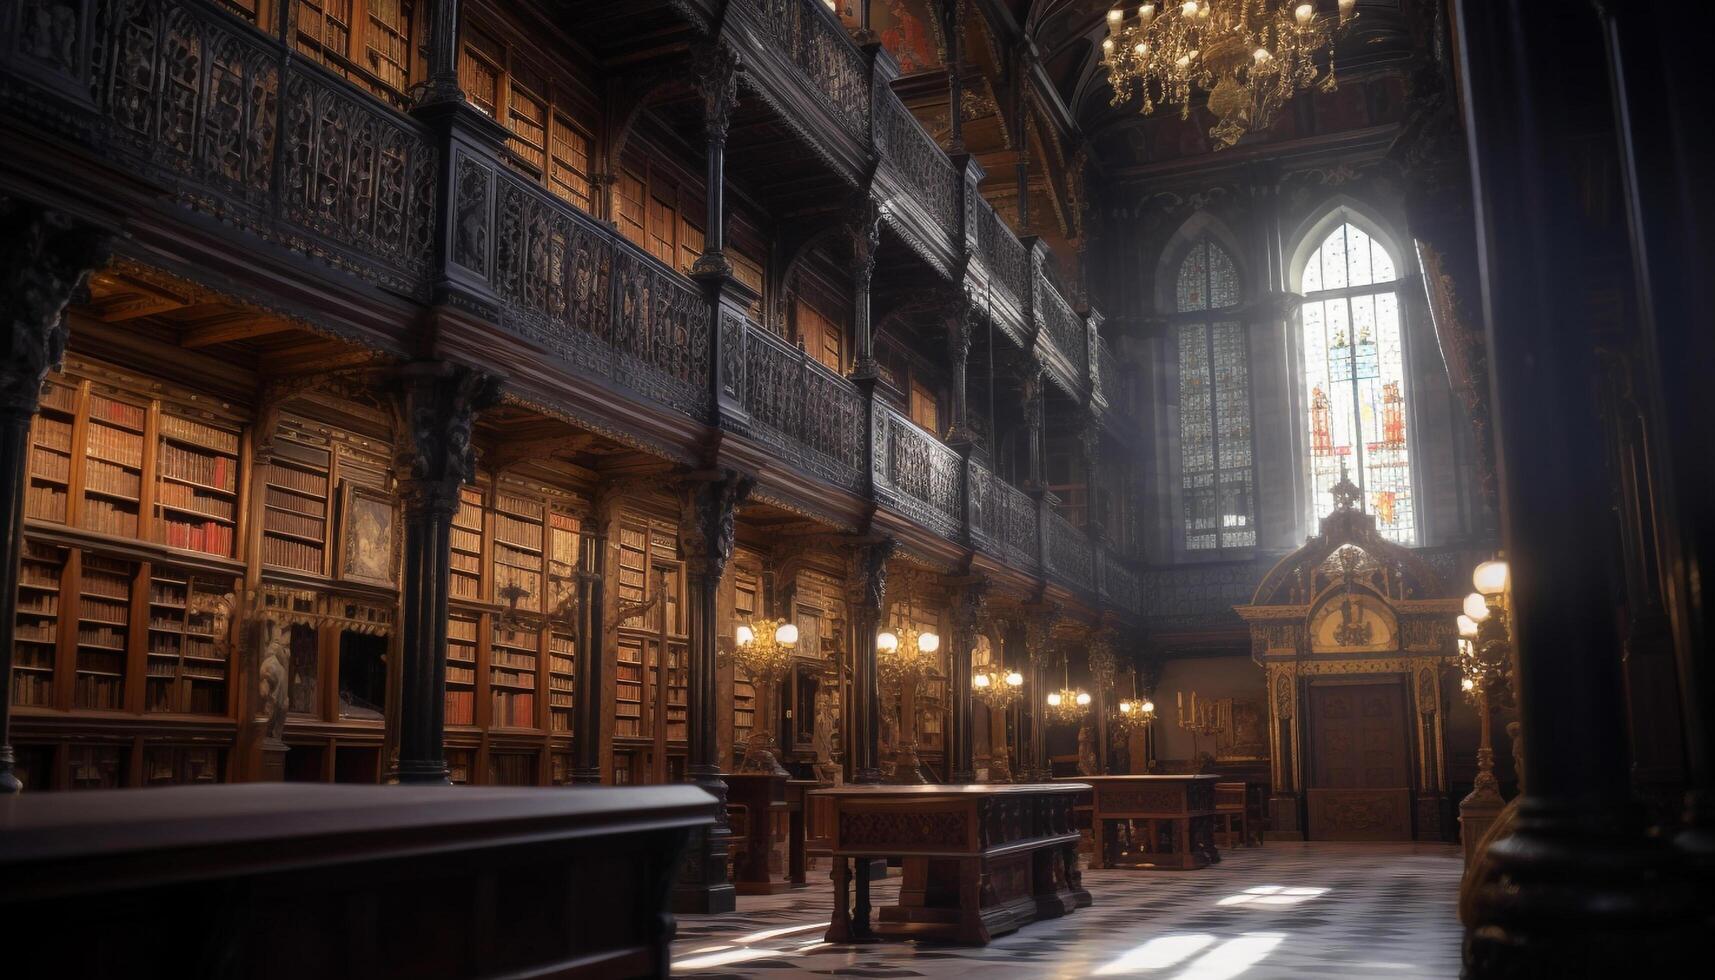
877 617 940 784
1111 666 1156 738
1044 662 1092 727
972 664 1024 710
731 618 798 776
1175 689 1224 771
1458 557 1514 824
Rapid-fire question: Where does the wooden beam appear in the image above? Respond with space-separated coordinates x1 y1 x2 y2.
179 315 295 349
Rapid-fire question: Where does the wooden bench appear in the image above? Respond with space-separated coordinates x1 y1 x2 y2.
0 783 713 979
815 783 1093 945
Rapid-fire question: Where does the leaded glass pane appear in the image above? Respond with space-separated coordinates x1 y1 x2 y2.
1300 223 1414 544
1176 241 1208 312
1208 242 1240 309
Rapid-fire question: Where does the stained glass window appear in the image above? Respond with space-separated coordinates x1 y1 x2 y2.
1176 238 1253 551
1299 221 1415 543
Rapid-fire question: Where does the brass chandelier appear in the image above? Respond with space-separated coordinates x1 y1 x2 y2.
1100 0 1357 149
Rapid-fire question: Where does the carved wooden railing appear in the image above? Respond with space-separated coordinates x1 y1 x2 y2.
1101 550 1142 612
730 317 867 490
747 0 872 139
995 478 1041 574
1044 508 1095 592
7 0 439 298
874 86 959 240
873 406 964 538
1038 276 1087 379
980 200 1031 311
488 170 711 417
1097 338 1124 405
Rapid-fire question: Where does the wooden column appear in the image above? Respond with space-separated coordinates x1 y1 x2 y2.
570 522 605 784
942 0 965 154
846 539 893 785
947 580 986 782
1597 0 1715 858
944 292 976 446
674 470 751 914
847 199 883 382
0 202 109 793
1021 367 1046 493
1453 0 1698 969
388 363 499 785
419 0 465 107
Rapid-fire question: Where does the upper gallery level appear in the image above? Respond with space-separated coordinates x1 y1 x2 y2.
0 0 1138 616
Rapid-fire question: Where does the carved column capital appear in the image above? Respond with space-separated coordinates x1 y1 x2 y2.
0 201 112 415
692 40 740 144
846 198 883 287
388 362 503 518
1023 603 1062 668
949 577 989 636
844 537 896 616
677 469 754 581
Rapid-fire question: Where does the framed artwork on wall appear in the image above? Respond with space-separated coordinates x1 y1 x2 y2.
338 482 398 587
1216 697 1270 762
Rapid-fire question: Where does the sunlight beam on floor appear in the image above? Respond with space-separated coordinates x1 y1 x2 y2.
1092 933 1218 975
1170 932 1287 980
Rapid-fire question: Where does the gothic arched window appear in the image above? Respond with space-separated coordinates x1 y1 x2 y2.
1176 237 1254 551
1299 220 1415 543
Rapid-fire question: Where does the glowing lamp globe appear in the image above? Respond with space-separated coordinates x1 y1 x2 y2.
1006 671 1024 687
1076 691 1092 707
876 631 899 654
1463 593 1490 622
1474 559 1510 596
918 632 940 654
1461 676 1475 692
775 623 799 647
972 672 991 689
1142 700 1155 714
1047 692 1063 707
1457 615 1479 638
735 624 755 647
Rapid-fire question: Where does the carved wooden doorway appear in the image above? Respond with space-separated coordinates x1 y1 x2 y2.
1305 679 1414 840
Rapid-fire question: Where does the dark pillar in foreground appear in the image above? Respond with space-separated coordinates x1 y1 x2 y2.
1453 0 1699 970
675 470 752 914
1598 0 1715 863
570 525 605 783
0 201 110 793
389 363 499 784
947 579 986 783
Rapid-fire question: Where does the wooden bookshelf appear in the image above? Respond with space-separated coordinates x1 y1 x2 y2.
446 748 474 785
548 626 575 733
616 635 644 738
25 380 75 523
732 571 759 743
450 484 485 602
74 555 134 710
145 569 236 714
492 490 544 613
67 744 125 789
12 540 66 707
490 620 539 729
445 613 479 727
80 393 146 539
141 745 224 785
261 436 330 574
155 411 240 557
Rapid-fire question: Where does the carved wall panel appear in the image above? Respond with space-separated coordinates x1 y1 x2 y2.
875 407 962 536
1045 509 1093 592
736 317 865 489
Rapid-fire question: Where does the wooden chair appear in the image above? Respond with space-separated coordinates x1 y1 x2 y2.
1214 781 1249 848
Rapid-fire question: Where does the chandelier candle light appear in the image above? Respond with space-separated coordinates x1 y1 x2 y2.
1100 0 1358 149
972 664 1025 710
1111 667 1156 738
877 619 940 783
1045 662 1093 726
732 618 798 776
1458 555 1514 849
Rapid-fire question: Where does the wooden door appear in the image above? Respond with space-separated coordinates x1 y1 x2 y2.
1306 681 1414 840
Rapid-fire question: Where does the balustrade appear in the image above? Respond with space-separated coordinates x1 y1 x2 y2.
747 0 871 138
874 406 964 537
1038 279 1087 378
983 202 1032 308
731 319 867 490
874 86 959 239
1098 339 1124 404
1045 509 1095 592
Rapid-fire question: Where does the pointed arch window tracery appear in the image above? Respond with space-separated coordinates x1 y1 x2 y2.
1175 237 1254 551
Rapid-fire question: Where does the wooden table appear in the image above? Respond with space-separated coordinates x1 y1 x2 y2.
0 783 713 979
727 771 792 894
1062 774 1222 870
814 783 1093 945
784 778 830 885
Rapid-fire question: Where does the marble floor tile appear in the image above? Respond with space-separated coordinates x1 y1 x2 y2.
672 842 1463 979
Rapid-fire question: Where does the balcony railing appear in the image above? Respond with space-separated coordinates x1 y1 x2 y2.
1098 339 1124 405
1045 509 1095 592
731 318 867 490
0 0 1138 614
746 0 871 138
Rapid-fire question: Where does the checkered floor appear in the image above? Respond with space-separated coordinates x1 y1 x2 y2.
671 842 1463 978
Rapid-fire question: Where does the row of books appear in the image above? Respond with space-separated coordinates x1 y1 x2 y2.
79 597 128 621
492 690 536 728
447 665 476 685
15 623 56 642
265 462 328 497
30 446 69 482
75 674 123 709
450 527 483 553
158 479 236 519
447 643 477 664
86 458 142 498
490 666 532 689
38 383 76 414
158 443 234 492
493 512 543 550
160 414 240 454
451 577 482 600
147 581 188 605
19 595 57 615
24 483 66 520
494 493 541 519
446 689 476 725
144 684 226 715
89 397 146 430
82 498 140 537
550 711 572 733
15 645 54 667
263 505 323 541
31 415 72 451
549 675 573 692
491 649 536 670
262 535 323 572
86 421 144 466
448 617 479 643
163 517 234 555
495 541 542 571
182 662 226 680
12 673 52 706
265 485 325 517
78 625 126 648
78 649 124 673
